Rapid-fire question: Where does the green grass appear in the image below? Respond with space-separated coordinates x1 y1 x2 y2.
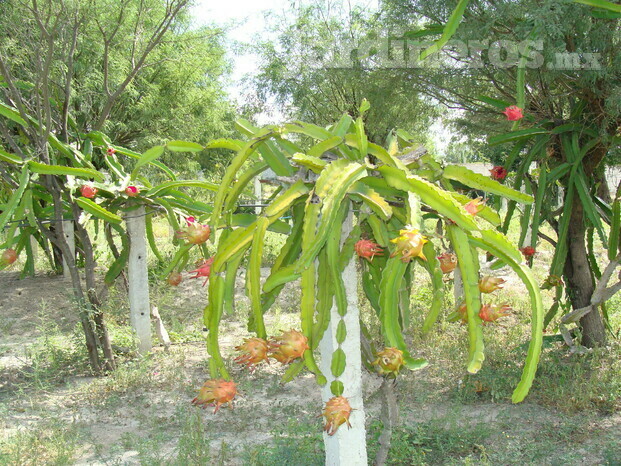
1 219 620 464
0 418 81 465
242 417 324 466
367 419 492 465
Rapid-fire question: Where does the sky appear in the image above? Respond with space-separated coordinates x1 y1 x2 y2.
190 0 290 102
190 0 452 152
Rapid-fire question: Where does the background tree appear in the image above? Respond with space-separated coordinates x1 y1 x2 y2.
0 0 232 371
0 0 234 172
248 0 440 145
378 0 621 346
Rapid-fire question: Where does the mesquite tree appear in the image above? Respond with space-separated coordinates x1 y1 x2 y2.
0 106 218 371
0 0 225 371
197 104 544 459
380 0 621 347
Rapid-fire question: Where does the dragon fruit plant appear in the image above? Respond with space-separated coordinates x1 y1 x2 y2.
198 101 543 441
0 97 220 371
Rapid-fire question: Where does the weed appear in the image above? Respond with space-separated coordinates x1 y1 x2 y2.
242 417 324 466
0 418 81 465
367 419 491 465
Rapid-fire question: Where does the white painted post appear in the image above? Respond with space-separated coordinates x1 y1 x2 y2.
453 266 464 306
319 208 368 466
61 220 75 279
254 177 262 215
29 235 38 268
151 306 171 349
126 206 152 354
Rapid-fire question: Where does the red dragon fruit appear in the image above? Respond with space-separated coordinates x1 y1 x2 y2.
125 186 139 197
1 249 18 266
322 396 353 436
478 276 506 293
479 303 512 323
355 239 383 261
268 329 309 364
176 223 211 245
191 379 237 413
520 246 536 259
437 252 457 274
454 302 469 324
464 198 484 216
80 185 98 199
234 337 269 370
167 272 183 286
502 105 524 121
490 166 508 181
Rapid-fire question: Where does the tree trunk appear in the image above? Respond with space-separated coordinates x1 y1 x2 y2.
375 378 398 466
72 204 116 370
42 180 104 372
563 201 607 347
48 226 65 274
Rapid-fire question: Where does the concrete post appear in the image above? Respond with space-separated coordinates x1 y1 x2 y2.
61 220 75 279
319 208 368 465
126 206 152 354
453 265 464 306
254 177 262 215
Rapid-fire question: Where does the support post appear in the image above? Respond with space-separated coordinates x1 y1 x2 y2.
29 234 38 267
453 266 464 306
61 220 75 279
254 177 262 215
126 206 152 354
319 208 368 465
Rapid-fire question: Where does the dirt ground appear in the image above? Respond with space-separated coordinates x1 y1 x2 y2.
1 270 620 465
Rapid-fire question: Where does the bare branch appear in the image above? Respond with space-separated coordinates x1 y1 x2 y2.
0 53 32 129
61 14 81 142
561 254 621 325
93 0 192 130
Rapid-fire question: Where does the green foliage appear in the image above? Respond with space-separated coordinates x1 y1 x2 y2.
381 0 621 345
205 109 543 403
0 418 81 465
368 419 491 465
243 418 324 466
0 0 234 162
249 2 440 144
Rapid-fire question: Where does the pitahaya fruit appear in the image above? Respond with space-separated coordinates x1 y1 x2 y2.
437 252 457 274
167 272 183 286
390 227 427 262
80 185 98 199
355 239 383 261
464 198 484 216
520 246 536 259
478 276 506 293
1 249 17 266
479 303 511 323
189 257 214 286
177 223 211 245
268 329 309 364
125 186 139 197
372 347 405 377
234 337 269 370
322 396 352 436
191 379 237 413
489 166 508 181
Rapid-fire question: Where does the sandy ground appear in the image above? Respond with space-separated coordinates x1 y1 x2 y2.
1 270 620 465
